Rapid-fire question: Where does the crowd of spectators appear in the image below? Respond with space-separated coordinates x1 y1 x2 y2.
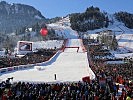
0 78 132 100
87 41 133 100
0 48 57 68
0 39 132 100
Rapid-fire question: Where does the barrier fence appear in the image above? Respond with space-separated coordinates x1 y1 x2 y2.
0 39 68 74
0 51 61 74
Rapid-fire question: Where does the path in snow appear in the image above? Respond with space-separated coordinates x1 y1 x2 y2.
0 39 95 83
0 18 96 83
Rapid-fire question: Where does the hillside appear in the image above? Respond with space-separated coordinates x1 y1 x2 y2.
0 1 46 33
70 6 109 32
0 2 133 55
48 15 133 57
82 14 133 56
69 6 133 33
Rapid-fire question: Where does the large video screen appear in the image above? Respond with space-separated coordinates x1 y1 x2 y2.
19 41 32 51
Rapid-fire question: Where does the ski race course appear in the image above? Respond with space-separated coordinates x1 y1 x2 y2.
1 16 133 83
0 17 96 83
0 38 95 83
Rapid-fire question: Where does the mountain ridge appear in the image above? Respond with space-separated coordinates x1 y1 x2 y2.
0 1 46 33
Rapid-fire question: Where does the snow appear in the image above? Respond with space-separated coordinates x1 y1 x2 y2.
106 61 125 64
16 40 64 55
0 51 5 56
117 34 133 50
34 15 42 19
85 14 133 58
1 15 133 83
115 53 133 59
0 39 95 83
0 18 95 83
47 19 78 39
32 40 64 50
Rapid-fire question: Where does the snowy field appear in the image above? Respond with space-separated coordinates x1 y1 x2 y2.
0 39 95 83
0 17 96 83
1 16 133 83
32 40 64 50
86 15 133 59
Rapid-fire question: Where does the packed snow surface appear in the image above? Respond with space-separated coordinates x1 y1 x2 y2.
0 39 95 83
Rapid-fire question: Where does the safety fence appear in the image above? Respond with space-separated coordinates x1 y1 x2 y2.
0 51 61 74
0 39 68 74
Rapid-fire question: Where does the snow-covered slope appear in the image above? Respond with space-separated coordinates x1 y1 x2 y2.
32 40 64 50
87 14 133 52
0 39 95 82
1 15 133 82
0 18 95 82
48 17 79 39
